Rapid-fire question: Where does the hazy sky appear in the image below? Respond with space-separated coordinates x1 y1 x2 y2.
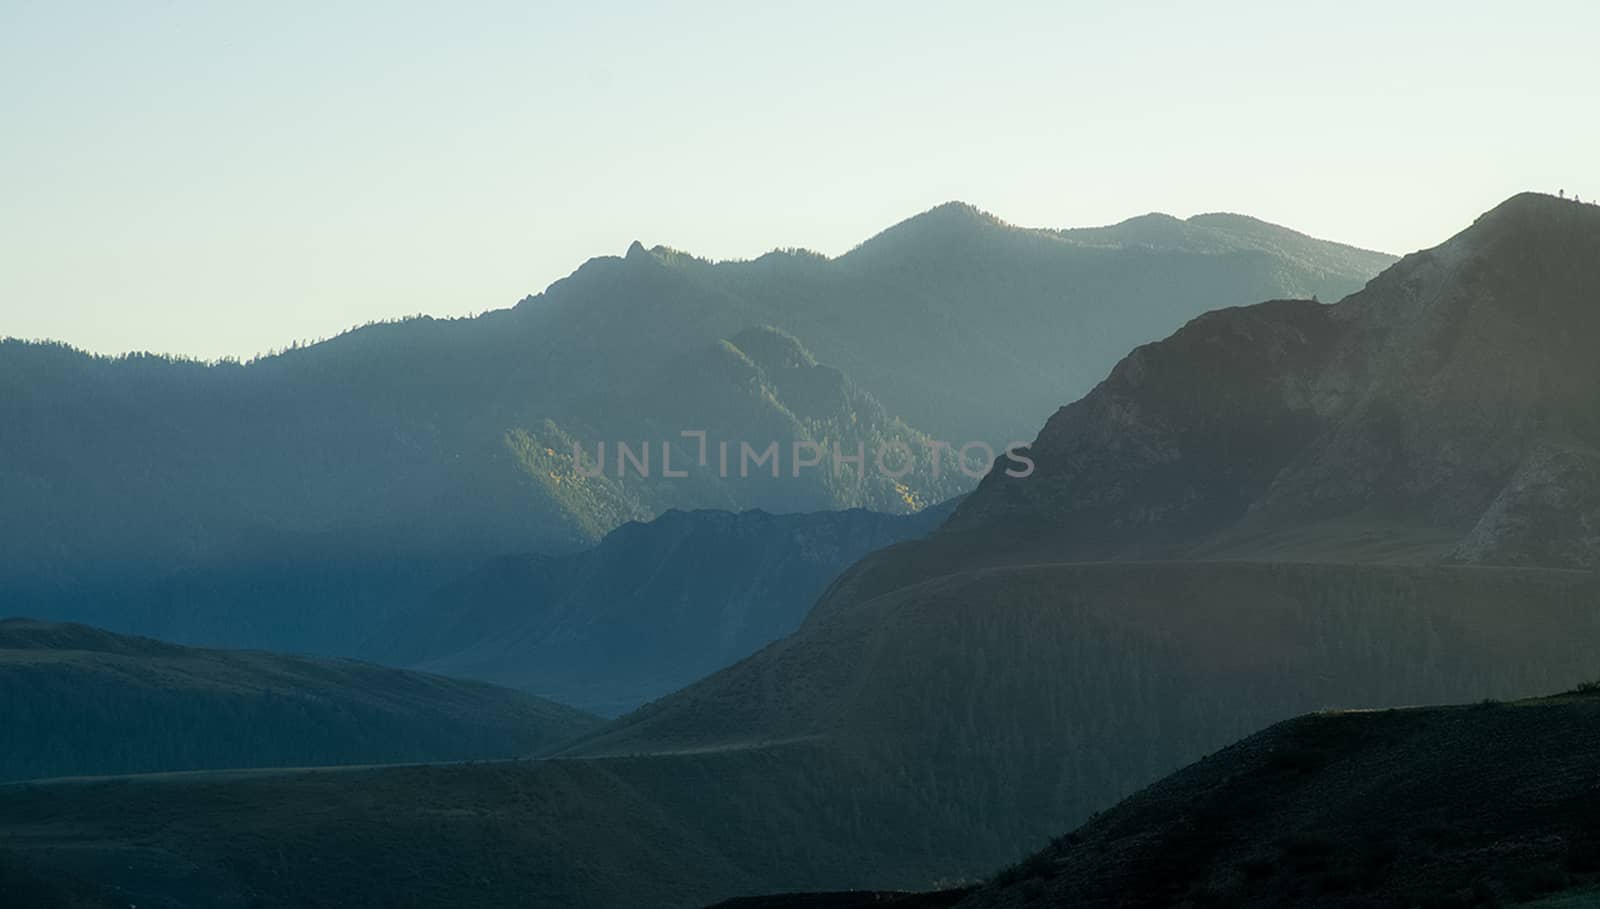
2 1 1595 359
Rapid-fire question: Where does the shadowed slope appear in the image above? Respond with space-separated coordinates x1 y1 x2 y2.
958 691 1600 907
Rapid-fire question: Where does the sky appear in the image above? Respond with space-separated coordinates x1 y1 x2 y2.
2 1 1596 360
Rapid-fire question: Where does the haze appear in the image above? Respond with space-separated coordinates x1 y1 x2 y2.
2 0 1595 359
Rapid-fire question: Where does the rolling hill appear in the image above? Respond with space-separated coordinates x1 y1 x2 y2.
0 619 598 782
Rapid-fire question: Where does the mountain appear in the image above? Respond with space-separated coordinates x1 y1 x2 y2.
956 688 1600 908
389 500 958 716
0 206 1391 656
683 204 1394 442
501 326 971 528
548 194 1600 880
942 191 1600 569
0 619 598 782
0 195 1579 909
4 328 961 661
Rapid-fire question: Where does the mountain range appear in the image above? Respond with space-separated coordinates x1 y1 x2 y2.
0 205 1391 661
544 193 1600 897
6 194 1593 908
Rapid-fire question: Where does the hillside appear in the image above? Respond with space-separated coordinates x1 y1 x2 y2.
563 560 1600 805
390 501 956 715
8 642 1600 908
713 691 1600 909
0 619 598 782
569 192 1600 741
503 326 970 524
956 691 1600 908
0 743 1001 909
0 206 1390 658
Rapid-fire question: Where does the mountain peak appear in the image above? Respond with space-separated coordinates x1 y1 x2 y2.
925 199 997 220
897 200 1009 234
944 193 1600 569
844 201 1009 260
1456 191 1600 244
624 239 650 260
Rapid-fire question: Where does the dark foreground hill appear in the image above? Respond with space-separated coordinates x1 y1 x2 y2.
392 501 956 716
958 690 1600 908
0 742 995 909
717 690 1600 909
10 682 1600 908
0 619 597 782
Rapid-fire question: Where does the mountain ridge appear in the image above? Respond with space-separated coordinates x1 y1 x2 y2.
388 499 958 715
2 200 1392 658
0 620 599 782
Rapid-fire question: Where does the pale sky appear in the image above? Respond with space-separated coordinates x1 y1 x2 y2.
2 0 1595 360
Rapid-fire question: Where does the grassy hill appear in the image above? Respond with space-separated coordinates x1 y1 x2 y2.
0 619 598 782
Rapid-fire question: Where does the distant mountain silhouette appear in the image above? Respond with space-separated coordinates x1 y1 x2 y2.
388 500 957 715
0 204 1390 597
0 618 597 782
